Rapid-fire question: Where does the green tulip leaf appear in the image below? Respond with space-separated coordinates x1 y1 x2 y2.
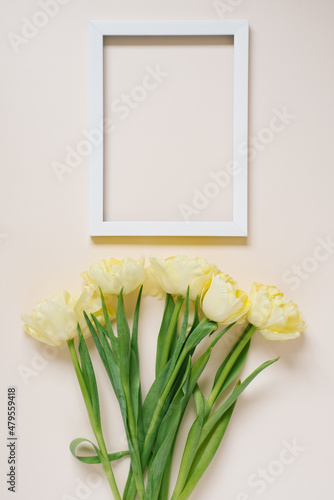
70 437 129 464
201 358 279 448
116 289 131 390
145 358 192 500
156 294 176 376
176 399 237 500
157 295 184 375
77 325 101 428
99 288 118 355
130 287 143 433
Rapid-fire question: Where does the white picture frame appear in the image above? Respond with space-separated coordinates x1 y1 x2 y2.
89 20 249 237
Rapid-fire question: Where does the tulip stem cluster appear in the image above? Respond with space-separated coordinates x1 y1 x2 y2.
21 255 305 500
66 288 278 500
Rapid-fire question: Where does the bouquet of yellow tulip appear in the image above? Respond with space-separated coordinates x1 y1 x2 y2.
21 256 305 500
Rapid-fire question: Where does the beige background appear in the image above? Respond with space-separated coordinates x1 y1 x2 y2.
1 1 334 499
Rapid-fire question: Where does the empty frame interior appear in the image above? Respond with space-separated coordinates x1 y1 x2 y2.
103 35 234 223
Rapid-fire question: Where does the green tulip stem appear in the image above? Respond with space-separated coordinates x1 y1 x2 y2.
67 340 121 500
207 323 257 410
